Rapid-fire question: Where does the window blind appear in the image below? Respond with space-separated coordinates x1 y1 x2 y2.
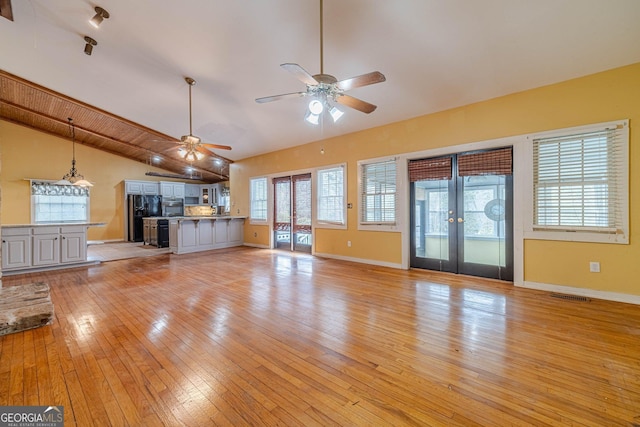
408 157 452 181
249 177 268 221
458 147 512 177
533 126 624 233
360 159 397 224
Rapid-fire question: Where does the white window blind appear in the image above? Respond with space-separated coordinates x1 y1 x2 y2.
250 177 268 222
533 124 626 234
317 165 345 226
360 159 397 225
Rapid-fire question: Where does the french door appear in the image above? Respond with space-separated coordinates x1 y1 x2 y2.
273 173 312 252
410 148 513 281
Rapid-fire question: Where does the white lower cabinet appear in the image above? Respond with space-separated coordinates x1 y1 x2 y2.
170 217 245 254
33 229 60 266
61 228 87 263
1 229 31 270
2 225 89 272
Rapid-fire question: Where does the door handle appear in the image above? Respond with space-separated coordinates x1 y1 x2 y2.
458 218 464 223
448 218 454 223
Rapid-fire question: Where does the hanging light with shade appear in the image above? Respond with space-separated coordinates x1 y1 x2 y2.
56 118 93 187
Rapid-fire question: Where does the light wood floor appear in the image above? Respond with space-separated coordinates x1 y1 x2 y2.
1 246 639 426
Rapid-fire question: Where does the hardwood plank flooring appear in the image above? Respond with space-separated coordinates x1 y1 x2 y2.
1 246 639 426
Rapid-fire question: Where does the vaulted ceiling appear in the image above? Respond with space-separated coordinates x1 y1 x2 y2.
2 1 640 183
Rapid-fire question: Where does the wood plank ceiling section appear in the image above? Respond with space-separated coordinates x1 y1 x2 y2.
0 70 230 183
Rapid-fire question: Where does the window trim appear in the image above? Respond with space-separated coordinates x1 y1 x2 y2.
315 163 347 229
249 176 269 224
524 119 629 244
30 179 90 224
357 156 400 232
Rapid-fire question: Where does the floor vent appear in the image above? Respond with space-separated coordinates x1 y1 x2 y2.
550 293 590 302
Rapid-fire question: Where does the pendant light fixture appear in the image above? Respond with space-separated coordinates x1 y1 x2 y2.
57 118 93 187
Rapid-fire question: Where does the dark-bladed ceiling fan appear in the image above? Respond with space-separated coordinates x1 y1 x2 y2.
173 77 232 162
255 0 386 124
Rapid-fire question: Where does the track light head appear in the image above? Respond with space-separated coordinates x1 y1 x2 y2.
84 36 97 55
89 6 109 28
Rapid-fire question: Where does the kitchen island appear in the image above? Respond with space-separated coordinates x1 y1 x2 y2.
1 222 105 275
169 216 245 254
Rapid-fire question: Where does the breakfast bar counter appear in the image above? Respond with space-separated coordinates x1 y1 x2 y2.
168 216 245 254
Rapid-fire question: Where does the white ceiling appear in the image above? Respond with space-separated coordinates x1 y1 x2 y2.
2 0 640 162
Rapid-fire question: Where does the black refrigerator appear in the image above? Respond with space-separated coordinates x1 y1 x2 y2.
128 194 162 242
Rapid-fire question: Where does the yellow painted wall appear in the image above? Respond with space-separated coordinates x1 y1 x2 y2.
0 121 193 241
231 62 640 296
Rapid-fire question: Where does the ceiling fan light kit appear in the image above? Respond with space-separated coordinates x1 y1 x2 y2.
256 0 385 125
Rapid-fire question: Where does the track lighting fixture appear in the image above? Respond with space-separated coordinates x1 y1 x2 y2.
84 36 97 55
89 6 109 28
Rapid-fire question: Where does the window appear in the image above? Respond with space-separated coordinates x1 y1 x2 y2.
317 165 346 227
31 181 89 223
359 158 397 226
250 177 268 222
530 120 628 243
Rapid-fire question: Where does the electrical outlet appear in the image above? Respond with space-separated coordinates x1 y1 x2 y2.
347 240 351 247
254 232 257 237
589 262 600 273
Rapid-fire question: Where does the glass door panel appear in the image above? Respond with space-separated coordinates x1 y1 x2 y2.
292 173 312 253
410 150 513 281
458 174 513 280
274 177 291 250
410 157 457 273
273 174 312 252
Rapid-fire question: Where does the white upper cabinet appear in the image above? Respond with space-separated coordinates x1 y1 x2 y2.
160 181 185 199
125 180 159 195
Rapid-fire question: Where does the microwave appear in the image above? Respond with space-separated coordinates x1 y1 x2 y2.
161 199 184 217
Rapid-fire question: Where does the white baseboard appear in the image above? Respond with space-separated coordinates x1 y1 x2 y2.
314 252 403 269
243 243 270 249
88 239 124 245
519 281 640 305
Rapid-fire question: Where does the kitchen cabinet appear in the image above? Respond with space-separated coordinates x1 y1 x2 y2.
160 181 185 199
1 228 31 270
2 224 98 274
169 217 245 254
125 180 159 195
184 184 200 205
200 185 211 205
33 227 60 266
33 225 87 266
61 227 87 263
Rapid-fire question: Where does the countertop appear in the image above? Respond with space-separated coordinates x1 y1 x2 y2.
146 216 247 221
2 222 106 229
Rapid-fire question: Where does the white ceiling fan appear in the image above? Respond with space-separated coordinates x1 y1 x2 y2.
255 0 386 124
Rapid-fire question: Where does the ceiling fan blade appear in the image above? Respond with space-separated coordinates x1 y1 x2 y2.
255 92 306 103
281 63 319 86
195 146 212 156
335 71 386 91
336 94 377 114
201 143 232 151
